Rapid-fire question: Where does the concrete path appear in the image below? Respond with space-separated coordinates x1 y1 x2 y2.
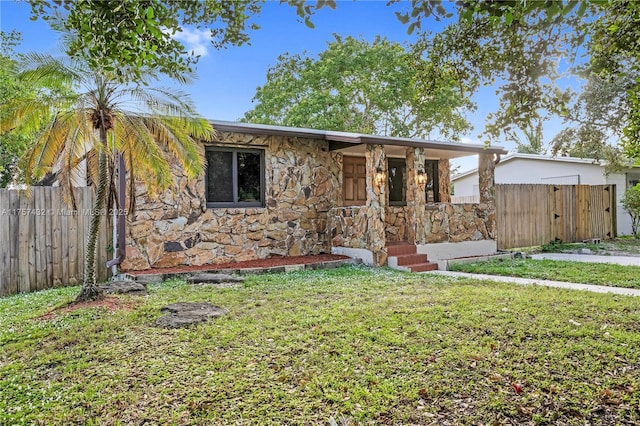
531 253 640 266
425 270 640 297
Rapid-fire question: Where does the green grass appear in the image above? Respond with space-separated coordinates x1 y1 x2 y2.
518 237 640 256
1 266 639 425
449 258 640 289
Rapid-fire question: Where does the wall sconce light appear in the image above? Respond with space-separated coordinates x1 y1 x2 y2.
417 169 427 187
375 166 385 186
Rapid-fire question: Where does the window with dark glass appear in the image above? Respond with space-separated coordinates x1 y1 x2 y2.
388 158 406 206
425 160 439 202
205 147 264 208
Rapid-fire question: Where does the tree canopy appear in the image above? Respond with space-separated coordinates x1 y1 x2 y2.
0 31 31 187
26 0 335 82
243 35 473 139
0 31 71 187
400 0 640 162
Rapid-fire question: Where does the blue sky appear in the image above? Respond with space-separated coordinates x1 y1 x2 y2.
0 0 565 171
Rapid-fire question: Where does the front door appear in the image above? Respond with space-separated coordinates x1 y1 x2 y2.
343 156 367 206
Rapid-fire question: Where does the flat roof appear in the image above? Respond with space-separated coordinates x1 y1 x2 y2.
210 120 507 158
451 152 640 180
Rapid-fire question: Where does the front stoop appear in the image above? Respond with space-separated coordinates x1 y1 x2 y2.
386 242 438 273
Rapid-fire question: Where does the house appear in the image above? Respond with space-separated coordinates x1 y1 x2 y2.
451 152 640 236
120 121 506 272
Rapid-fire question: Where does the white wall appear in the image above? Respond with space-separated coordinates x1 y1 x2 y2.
609 172 640 236
452 173 479 197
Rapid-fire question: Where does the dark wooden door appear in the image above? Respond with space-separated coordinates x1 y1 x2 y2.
343 156 367 206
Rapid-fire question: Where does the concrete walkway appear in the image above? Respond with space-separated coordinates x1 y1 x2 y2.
425 270 640 297
531 253 640 266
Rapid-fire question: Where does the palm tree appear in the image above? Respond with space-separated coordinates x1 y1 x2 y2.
1 53 214 302
511 120 546 155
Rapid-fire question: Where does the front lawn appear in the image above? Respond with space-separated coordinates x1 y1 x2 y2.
449 258 640 289
524 237 640 256
1 266 639 425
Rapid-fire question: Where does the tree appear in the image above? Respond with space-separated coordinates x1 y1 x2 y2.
409 4 578 143
397 1 640 161
1 54 213 302
243 35 473 139
547 72 636 172
509 120 546 155
621 184 640 238
0 31 58 187
26 0 335 82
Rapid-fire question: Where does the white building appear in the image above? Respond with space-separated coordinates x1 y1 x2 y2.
451 153 640 236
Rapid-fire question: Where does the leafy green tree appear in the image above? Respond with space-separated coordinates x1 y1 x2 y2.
621 184 640 238
1 54 213 302
0 31 43 186
243 35 473 139
26 0 335 82
397 1 640 161
548 72 635 171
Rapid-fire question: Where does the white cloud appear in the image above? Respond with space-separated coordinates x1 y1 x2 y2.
173 27 210 57
460 137 481 145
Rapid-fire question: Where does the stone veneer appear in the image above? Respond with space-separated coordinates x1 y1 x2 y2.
385 206 409 242
121 132 341 270
120 130 497 270
329 206 371 249
418 203 496 244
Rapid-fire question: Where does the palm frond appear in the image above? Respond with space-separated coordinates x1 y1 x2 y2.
113 113 173 193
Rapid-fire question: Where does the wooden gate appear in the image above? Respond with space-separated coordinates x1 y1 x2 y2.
496 184 616 250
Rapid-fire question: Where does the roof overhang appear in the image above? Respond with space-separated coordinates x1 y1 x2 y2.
211 120 507 160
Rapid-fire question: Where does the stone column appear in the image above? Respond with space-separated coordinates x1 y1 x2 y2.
478 153 496 205
405 147 427 245
478 152 497 239
365 144 387 266
438 159 451 203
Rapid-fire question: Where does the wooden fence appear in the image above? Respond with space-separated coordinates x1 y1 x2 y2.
0 187 110 297
495 184 616 250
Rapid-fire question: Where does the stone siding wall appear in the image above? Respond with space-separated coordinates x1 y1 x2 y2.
385 206 409 242
419 203 496 244
328 206 370 249
122 132 341 270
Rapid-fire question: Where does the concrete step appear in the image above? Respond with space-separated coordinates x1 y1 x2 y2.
386 243 416 257
386 243 439 272
395 253 428 266
406 262 439 272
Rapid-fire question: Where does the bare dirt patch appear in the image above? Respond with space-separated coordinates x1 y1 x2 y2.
38 295 138 320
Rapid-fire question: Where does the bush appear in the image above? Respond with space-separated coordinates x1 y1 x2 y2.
621 183 640 238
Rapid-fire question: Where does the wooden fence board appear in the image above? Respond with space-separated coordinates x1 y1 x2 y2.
0 190 10 296
50 190 62 288
0 187 110 296
8 191 19 295
60 204 69 288
34 188 47 291
17 192 32 293
496 184 616 249
69 190 85 284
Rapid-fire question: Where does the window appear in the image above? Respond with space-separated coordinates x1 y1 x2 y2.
628 172 640 189
205 147 264 208
425 160 439 202
388 158 406 206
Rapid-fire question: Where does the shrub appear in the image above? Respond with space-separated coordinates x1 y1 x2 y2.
621 183 640 238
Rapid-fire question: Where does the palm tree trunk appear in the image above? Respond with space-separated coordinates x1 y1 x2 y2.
75 130 109 302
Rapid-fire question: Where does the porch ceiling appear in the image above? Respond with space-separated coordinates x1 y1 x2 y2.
210 120 507 159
